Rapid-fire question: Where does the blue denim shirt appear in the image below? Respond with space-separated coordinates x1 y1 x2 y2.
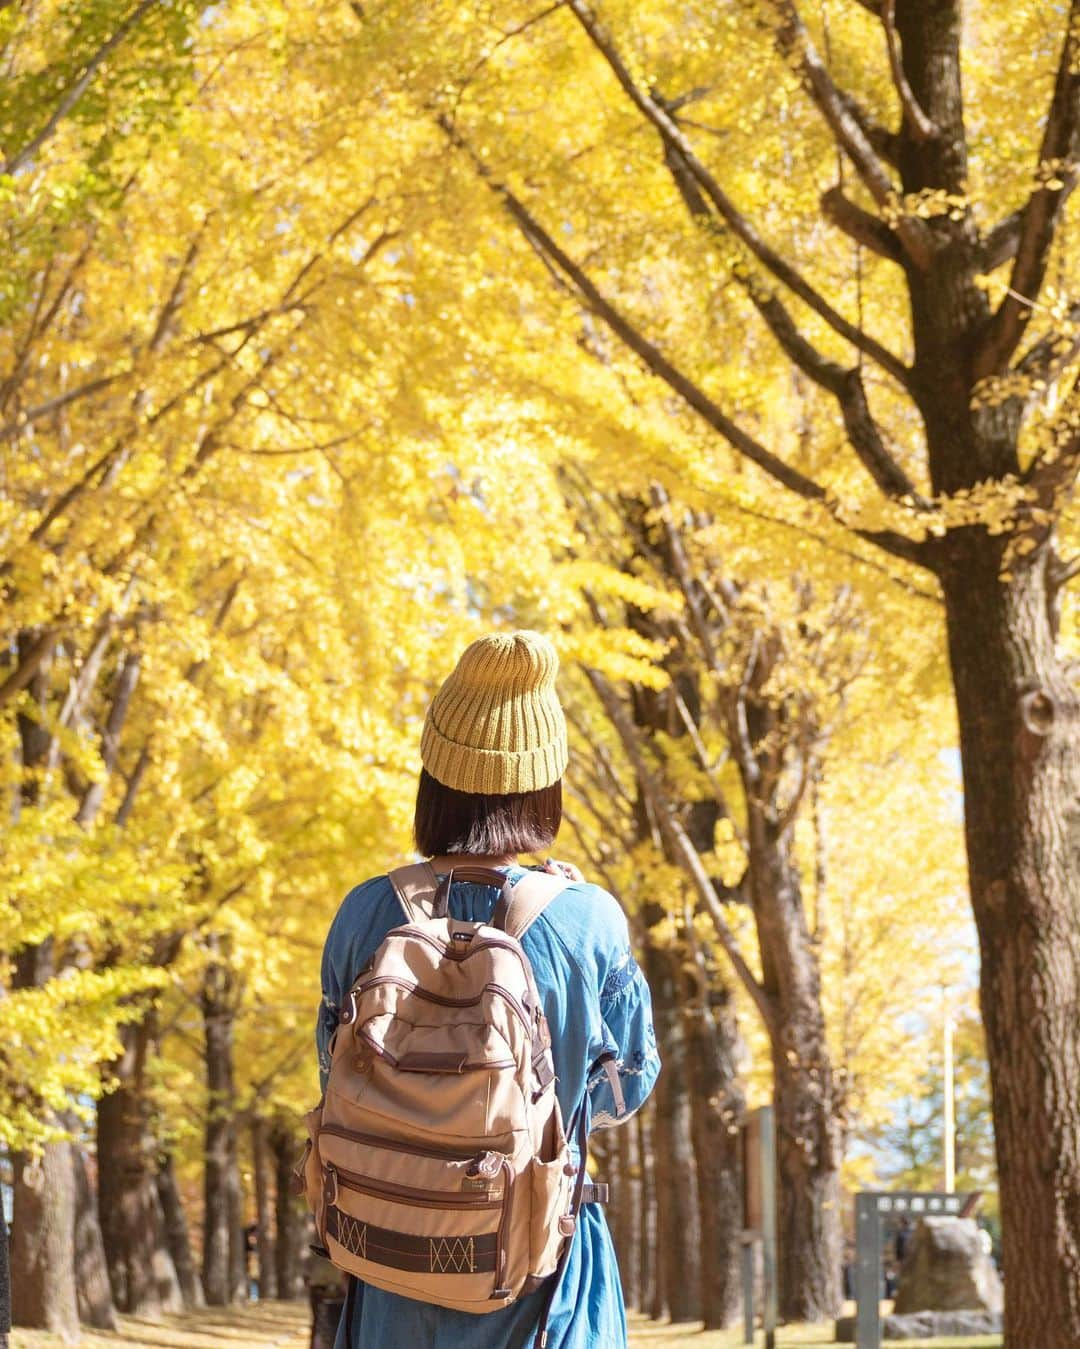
316 864 660 1349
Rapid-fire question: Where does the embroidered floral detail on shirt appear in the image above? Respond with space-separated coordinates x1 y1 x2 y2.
600 947 639 1001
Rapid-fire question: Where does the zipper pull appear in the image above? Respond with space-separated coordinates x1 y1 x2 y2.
463 1150 501 1191
323 1163 339 1208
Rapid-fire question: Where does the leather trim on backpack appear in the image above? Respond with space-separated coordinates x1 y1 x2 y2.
325 1205 499 1274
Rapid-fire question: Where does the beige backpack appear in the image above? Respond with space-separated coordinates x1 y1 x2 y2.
300 863 614 1340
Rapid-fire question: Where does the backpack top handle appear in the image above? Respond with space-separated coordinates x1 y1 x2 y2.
430 866 515 920
389 863 570 936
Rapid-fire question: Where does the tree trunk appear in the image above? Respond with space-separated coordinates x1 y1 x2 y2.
643 936 700 1322
228 1156 247 1303
202 957 241 1306
271 1122 307 1300
10 1143 80 1340
749 804 841 1322
941 545 1080 1343
684 983 744 1329
639 1101 663 1321
72 1144 118 1329
157 1153 204 1308
251 1116 277 1300
97 1016 181 1314
1 1199 11 1349
9 647 82 1340
612 1112 641 1311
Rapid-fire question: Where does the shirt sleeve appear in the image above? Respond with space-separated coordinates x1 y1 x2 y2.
316 876 399 1095
587 923 661 1130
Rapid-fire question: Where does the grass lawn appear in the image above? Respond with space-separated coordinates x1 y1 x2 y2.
9 1303 1004 1348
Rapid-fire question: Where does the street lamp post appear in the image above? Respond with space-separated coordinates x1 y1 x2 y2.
943 987 956 1194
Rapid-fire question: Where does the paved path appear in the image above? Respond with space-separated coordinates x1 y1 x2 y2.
9 1303 1001 1348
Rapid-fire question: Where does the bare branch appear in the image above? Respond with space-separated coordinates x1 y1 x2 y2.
443 116 933 568
0 628 60 709
1049 552 1080 591
821 185 903 262
977 1 1080 375
1015 300 1080 387
749 284 925 500
443 118 826 502
833 86 901 167
662 152 923 500
881 0 938 142
765 0 934 268
75 647 141 827
0 373 128 444
3 0 159 175
567 0 912 387
584 665 777 1034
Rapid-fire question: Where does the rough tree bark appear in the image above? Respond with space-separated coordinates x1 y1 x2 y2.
9 648 83 1339
941 544 1080 1340
0 1200 9 1349
97 1014 182 1314
611 1109 641 1310
157 1153 204 1308
641 931 701 1322
251 1115 278 1300
72 1143 118 1329
638 1101 663 1321
201 955 244 1306
10 1142 79 1339
684 979 745 1329
270 1121 307 1300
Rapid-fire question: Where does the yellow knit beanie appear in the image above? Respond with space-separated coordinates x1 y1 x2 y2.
420 631 568 795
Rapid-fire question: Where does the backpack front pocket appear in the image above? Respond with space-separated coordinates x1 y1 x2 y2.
318 1136 517 1312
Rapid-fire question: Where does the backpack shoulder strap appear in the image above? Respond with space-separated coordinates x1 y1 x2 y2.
494 870 570 942
387 862 439 924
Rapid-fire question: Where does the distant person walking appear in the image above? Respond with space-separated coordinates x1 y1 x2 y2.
313 631 660 1348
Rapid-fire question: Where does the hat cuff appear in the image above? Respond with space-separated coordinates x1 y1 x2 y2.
421 719 568 795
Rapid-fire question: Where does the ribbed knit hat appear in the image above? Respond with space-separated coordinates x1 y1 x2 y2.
420 631 568 796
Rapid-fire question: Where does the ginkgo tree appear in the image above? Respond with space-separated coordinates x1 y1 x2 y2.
0 0 1022 1340
337 0 1080 1340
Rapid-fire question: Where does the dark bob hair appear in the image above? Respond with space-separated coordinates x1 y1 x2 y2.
413 768 562 858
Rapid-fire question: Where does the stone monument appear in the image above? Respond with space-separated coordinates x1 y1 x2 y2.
893 1215 1002 1315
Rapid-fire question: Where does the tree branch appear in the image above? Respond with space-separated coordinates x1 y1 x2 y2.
0 628 60 709
661 141 924 501
881 0 938 142
442 118 826 503
566 0 912 387
977 0 1080 375
821 186 904 262
833 86 901 167
584 665 777 1034
75 647 141 827
1015 300 1080 387
0 373 128 444
3 0 159 175
765 0 934 269
443 116 933 569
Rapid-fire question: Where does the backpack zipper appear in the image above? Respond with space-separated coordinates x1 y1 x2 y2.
326 1162 503 1210
386 929 537 989
490 1152 515 1299
319 1123 477 1162
348 974 531 1032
